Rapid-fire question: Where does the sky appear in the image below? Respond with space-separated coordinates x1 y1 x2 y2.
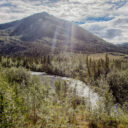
0 0 128 44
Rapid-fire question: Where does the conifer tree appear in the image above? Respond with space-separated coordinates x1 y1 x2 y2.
86 55 91 78
105 54 110 77
0 92 4 124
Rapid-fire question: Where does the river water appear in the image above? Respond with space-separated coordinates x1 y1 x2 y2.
30 71 99 108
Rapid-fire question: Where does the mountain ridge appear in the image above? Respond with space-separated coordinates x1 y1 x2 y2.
0 12 127 56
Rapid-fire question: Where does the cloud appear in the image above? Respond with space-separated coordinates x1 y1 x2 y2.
0 0 128 44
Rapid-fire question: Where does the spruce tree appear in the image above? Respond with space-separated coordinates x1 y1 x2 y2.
105 54 110 77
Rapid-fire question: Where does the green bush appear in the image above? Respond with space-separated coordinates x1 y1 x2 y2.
107 70 128 104
3 67 31 86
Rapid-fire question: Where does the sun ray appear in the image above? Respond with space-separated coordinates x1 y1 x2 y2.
51 27 59 54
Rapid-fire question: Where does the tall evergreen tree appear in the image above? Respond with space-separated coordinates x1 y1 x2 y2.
105 54 110 77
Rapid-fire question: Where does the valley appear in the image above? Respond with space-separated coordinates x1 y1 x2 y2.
0 12 128 128
0 52 128 127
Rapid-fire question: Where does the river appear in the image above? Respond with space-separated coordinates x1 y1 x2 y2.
30 71 99 108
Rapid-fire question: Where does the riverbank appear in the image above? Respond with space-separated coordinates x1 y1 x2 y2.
30 71 99 108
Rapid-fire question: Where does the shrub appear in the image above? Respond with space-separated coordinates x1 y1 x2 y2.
4 67 31 86
107 70 128 104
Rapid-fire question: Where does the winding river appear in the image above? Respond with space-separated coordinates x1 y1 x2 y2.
30 71 99 108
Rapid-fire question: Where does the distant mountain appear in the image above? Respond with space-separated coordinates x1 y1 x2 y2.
122 43 128 46
117 43 128 51
0 12 127 56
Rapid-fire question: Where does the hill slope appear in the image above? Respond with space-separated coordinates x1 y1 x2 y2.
0 12 127 56
121 42 128 47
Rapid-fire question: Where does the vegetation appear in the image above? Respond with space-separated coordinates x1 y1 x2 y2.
0 53 128 127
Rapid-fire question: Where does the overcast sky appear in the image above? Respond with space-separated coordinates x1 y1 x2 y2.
0 0 128 44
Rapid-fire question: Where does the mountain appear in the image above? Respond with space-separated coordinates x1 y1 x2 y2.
121 42 128 47
117 43 128 51
0 12 127 56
